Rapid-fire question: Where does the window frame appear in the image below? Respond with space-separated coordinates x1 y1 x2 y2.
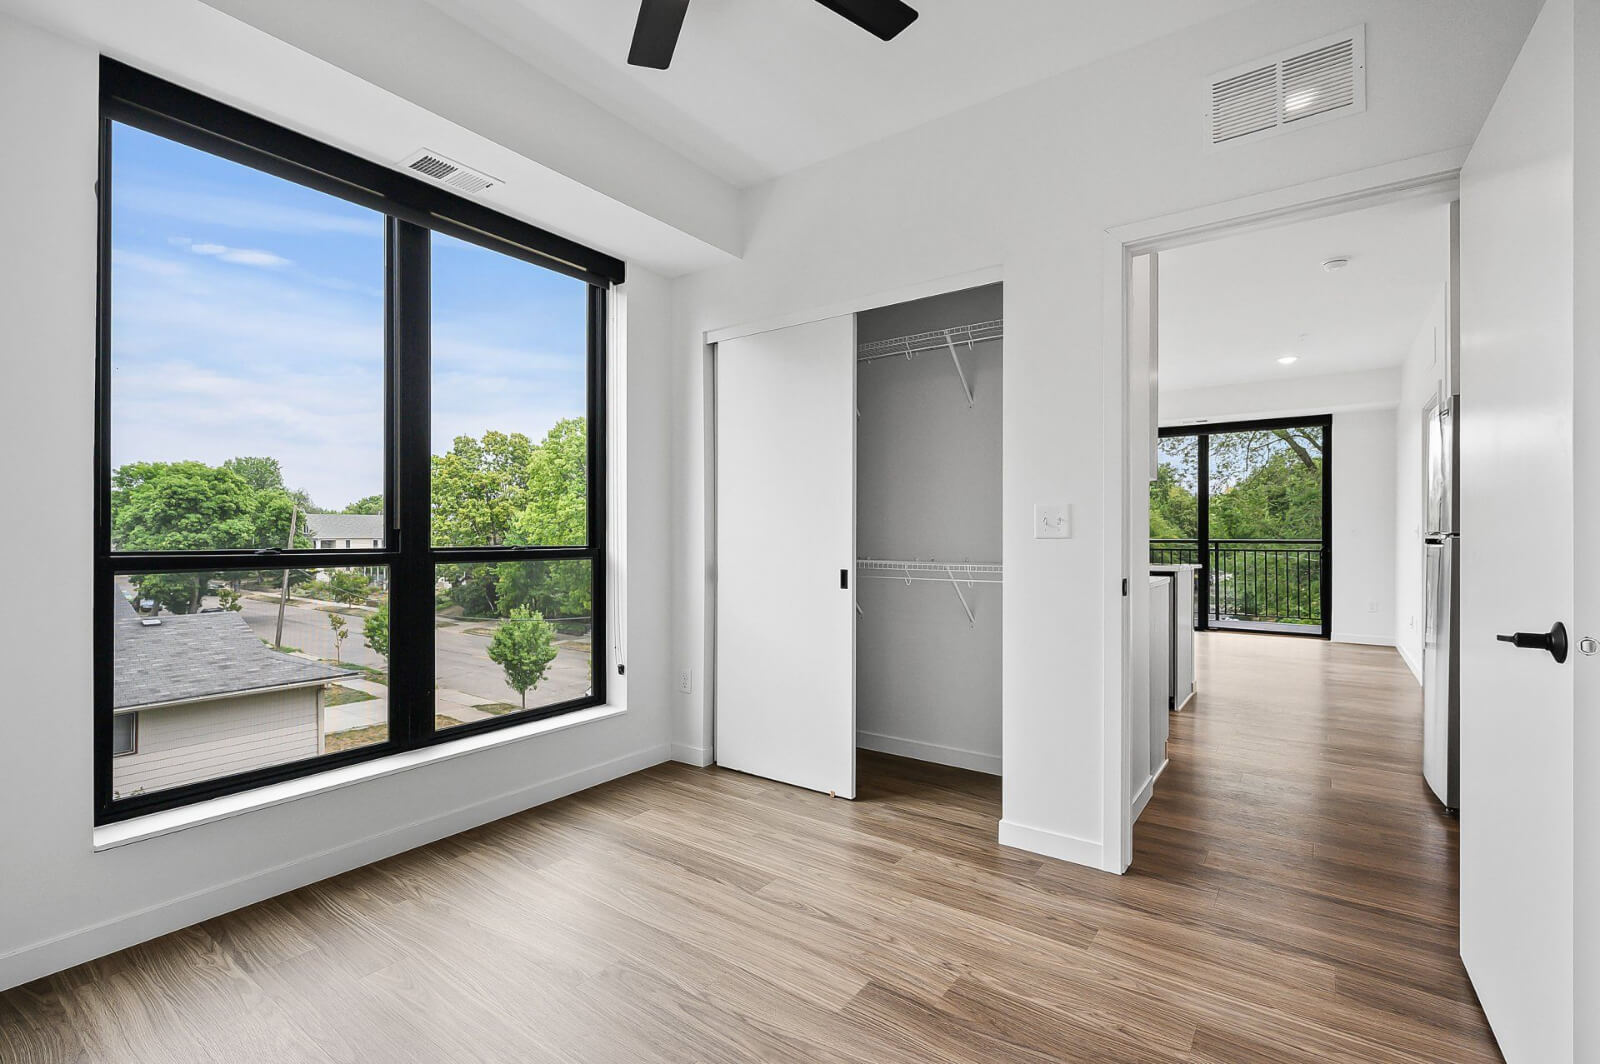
1155 414 1333 638
94 58 621 825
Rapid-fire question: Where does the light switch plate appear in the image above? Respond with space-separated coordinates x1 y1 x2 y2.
1034 503 1070 539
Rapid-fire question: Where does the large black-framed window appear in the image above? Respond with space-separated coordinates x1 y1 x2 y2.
1151 415 1332 638
95 59 623 825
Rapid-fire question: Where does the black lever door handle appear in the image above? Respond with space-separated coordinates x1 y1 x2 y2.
1496 621 1568 663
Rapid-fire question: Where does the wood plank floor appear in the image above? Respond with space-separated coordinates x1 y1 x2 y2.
0 633 1500 1063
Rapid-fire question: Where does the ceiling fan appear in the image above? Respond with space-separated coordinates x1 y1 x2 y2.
627 0 919 69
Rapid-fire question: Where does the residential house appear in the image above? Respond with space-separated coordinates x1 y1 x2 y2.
111 596 354 797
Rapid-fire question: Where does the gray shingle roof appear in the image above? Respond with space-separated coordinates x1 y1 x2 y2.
302 512 385 543
114 597 355 711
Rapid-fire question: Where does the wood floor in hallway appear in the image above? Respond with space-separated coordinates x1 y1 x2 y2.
0 632 1499 1063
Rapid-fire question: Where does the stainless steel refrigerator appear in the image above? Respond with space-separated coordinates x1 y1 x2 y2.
1422 393 1460 813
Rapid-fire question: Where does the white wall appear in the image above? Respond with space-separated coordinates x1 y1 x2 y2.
0 11 676 992
855 285 1003 774
1160 367 1400 423
1392 287 1450 680
1158 381 1400 647
1330 408 1400 645
669 0 1538 870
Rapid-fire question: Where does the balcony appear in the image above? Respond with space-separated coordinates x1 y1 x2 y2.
1150 538 1325 634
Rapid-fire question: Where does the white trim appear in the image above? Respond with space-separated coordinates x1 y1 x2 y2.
1101 230 1133 875
1101 151 1466 879
855 730 1001 776
671 743 713 767
94 704 629 850
704 265 1003 345
1131 757 1169 823
5 740 668 994
1331 632 1398 647
999 818 1104 868
1397 641 1423 685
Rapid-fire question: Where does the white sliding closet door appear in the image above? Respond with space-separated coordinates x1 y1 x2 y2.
716 315 856 798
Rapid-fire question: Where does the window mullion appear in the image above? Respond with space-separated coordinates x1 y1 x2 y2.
391 219 434 749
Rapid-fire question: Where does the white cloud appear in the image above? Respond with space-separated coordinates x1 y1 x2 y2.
186 241 291 268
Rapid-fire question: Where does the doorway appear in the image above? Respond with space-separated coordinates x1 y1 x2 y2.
1153 415 1332 638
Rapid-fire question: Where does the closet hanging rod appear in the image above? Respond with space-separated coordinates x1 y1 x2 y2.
856 320 1003 363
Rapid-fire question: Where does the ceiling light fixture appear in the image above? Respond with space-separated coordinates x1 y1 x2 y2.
1277 355 1299 365
1322 257 1351 272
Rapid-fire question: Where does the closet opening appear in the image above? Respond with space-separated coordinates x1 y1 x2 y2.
854 283 1003 797
711 279 1002 811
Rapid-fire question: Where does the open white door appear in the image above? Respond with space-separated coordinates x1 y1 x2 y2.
715 316 856 798
1458 0 1576 1058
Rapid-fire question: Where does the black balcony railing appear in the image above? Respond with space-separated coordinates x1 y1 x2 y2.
1151 538 1324 629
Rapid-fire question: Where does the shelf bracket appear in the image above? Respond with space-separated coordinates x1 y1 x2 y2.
944 334 975 408
945 565 976 626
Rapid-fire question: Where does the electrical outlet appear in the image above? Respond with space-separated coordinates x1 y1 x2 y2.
1034 503 1071 539
678 668 693 694
1367 600 1379 614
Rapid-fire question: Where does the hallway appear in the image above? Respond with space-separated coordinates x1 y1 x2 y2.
1130 631 1496 1060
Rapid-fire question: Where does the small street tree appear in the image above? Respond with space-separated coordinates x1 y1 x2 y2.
486 607 557 711
327 570 372 607
363 602 390 667
328 612 349 665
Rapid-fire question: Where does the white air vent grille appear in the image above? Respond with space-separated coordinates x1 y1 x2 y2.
400 149 501 195
1207 26 1365 147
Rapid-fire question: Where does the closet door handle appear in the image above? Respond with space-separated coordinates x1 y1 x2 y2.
840 569 849 590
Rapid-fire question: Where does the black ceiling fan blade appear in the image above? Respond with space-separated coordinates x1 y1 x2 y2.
811 0 919 41
628 0 691 69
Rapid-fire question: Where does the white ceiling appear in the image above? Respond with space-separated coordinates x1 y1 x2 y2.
1158 197 1452 394
417 0 1262 186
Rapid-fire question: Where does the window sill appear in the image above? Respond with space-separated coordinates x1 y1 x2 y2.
93 704 627 852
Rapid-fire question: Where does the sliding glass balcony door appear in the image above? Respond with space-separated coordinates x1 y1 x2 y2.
1151 416 1332 637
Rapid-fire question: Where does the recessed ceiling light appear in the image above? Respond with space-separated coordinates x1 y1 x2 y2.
1322 257 1351 272
1277 355 1299 365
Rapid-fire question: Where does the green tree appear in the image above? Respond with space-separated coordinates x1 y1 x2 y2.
363 602 390 665
486 606 558 711
511 417 587 546
431 431 535 546
112 460 310 613
223 455 314 513
328 612 349 665
495 419 592 622
216 586 243 612
342 494 385 515
327 570 372 606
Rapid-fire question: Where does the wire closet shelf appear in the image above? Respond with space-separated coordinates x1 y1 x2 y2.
856 319 1003 408
855 558 1003 626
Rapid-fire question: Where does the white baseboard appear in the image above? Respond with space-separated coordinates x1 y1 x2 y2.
1331 632 1397 647
1396 642 1423 685
1130 758 1168 824
0 744 671 993
998 818 1104 870
671 743 713 767
856 731 1001 776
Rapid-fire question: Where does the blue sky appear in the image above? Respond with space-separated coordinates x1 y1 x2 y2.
110 122 588 512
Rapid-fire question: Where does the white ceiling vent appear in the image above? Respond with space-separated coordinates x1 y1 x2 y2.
1207 26 1365 148
400 149 501 195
